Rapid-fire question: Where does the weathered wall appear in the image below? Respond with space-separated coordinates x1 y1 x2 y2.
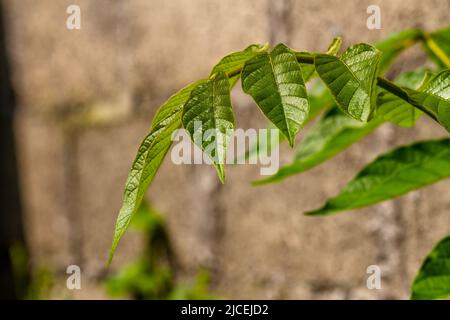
5 0 450 299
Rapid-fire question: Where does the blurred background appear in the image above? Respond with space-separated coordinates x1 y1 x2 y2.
1 0 449 299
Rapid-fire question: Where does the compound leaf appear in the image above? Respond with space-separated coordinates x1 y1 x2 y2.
411 235 450 300
182 72 235 183
108 80 204 265
315 43 381 122
242 43 309 147
306 139 450 215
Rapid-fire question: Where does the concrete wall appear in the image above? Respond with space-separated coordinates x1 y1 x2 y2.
5 0 450 299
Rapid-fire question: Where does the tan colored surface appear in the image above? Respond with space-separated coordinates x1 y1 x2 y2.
6 0 450 299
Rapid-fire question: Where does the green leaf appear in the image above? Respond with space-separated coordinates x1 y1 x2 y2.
242 43 309 147
245 82 333 166
306 139 450 215
182 72 235 182
411 235 450 300
254 108 381 185
315 43 381 122
108 80 204 265
376 69 428 127
210 44 266 87
405 70 450 132
422 27 450 68
375 29 422 73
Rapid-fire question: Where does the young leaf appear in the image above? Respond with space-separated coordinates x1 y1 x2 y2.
242 43 309 147
108 80 205 265
182 72 235 182
326 37 342 56
315 43 381 122
210 44 266 87
411 235 450 300
306 139 450 216
254 108 381 185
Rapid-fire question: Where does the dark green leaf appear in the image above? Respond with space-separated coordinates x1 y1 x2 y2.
315 44 381 122
411 235 450 300
242 43 309 147
182 72 235 182
306 139 450 215
108 80 204 265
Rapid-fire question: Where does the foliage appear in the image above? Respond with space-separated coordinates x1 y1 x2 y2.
109 25 450 299
411 235 450 300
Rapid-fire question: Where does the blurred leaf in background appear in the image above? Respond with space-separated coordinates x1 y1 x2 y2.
105 201 214 300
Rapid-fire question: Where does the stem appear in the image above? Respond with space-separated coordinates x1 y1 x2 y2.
295 52 315 64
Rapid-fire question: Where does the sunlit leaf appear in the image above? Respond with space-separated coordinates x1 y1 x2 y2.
108 80 205 265
242 43 309 147
315 44 381 122
182 72 235 182
306 139 450 215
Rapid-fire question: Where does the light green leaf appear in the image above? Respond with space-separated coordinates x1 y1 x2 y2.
242 43 309 147
422 26 450 68
210 44 266 87
306 139 450 215
245 82 333 166
315 43 381 122
182 72 235 183
375 29 422 73
254 108 381 185
108 80 204 265
376 69 428 127
411 235 450 300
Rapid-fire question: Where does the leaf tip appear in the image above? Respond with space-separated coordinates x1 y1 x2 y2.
287 136 295 148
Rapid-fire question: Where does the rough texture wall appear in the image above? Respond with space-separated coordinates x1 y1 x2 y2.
5 0 450 299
